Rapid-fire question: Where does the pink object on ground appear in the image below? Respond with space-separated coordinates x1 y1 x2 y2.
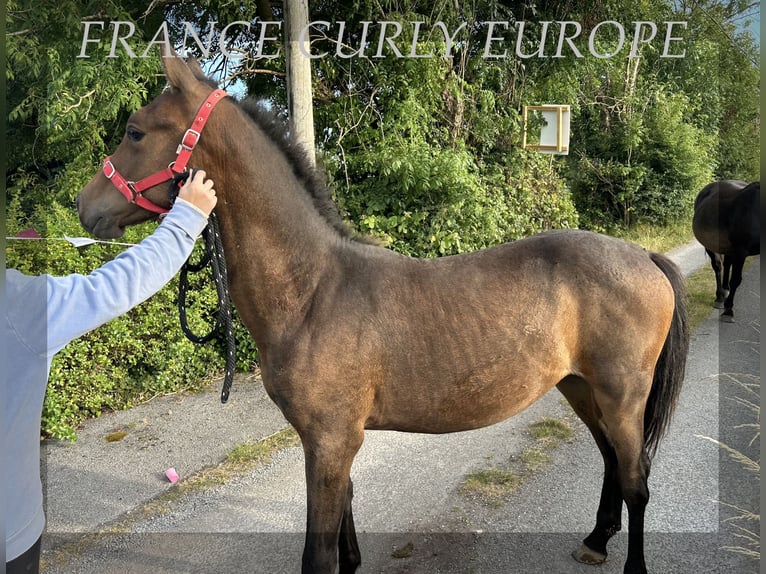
165 468 179 484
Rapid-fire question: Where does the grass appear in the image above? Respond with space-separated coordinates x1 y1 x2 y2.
173 427 300 493
461 468 522 503
391 541 415 559
461 416 575 505
226 428 301 468
136 426 300 518
698 369 760 559
529 417 575 444
695 299 760 562
683 255 758 332
611 219 695 253
104 430 128 442
696 373 761 561
518 447 551 471
685 266 718 331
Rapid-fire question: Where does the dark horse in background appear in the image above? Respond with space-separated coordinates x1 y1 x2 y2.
76 54 689 574
692 180 760 322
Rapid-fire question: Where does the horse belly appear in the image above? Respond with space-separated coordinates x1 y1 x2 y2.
693 224 732 254
365 356 566 434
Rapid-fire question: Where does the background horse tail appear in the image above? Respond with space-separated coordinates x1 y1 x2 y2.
644 253 690 459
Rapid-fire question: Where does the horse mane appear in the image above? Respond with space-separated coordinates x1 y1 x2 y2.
236 98 364 242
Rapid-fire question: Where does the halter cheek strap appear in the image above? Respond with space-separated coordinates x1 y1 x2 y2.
102 88 228 215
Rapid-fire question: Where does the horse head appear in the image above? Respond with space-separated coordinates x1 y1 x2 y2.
77 52 222 238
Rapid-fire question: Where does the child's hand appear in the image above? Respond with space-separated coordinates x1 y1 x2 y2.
177 170 217 216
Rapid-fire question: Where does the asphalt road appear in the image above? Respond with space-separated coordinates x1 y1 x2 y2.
41 254 760 574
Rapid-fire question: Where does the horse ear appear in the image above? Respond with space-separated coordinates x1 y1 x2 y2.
187 56 206 80
162 49 197 93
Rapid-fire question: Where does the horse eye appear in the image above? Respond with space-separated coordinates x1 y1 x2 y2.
126 127 145 142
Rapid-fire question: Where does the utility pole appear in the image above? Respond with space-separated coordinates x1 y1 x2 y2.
284 0 316 167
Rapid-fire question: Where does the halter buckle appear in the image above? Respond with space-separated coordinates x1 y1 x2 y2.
177 129 201 153
103 159 116 179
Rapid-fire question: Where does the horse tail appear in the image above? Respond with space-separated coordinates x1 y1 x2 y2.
644 252 690 459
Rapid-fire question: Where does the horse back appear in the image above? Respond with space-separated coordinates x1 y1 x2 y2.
693 179 747 210
693 180 759 255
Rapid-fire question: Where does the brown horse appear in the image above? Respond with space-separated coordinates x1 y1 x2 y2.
692 180 761 322
76 55 689 574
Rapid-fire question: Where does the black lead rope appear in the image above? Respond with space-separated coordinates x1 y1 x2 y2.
170 171 236 403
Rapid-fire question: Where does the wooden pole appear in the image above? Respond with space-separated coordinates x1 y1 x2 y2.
284 0 316 167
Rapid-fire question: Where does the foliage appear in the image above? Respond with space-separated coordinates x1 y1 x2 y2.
6 0 165 210
310 5 579 255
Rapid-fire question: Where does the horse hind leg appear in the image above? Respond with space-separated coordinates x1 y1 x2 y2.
558 375 652 574
707 250 727 309
720 254 745 322
595 388 652 574
557 377 623 565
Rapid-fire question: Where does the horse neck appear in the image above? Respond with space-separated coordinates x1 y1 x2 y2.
206 120 341 347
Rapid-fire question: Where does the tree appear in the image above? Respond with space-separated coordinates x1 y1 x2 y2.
6 0 165 210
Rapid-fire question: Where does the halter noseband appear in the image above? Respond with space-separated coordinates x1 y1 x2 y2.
102 88 228 215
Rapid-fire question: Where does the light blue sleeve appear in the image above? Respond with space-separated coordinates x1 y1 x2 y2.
44 201 208 355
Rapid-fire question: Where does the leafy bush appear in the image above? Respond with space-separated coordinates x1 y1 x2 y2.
316 26 579 257
568 87 715 230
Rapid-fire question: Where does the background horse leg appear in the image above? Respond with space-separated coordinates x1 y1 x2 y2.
721 254 732 307
338 479 361 573
720 254 745 322
706 250 727 308
301 428 364 574
557 378 622 565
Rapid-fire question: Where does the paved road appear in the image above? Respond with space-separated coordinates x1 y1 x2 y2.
41 254 760 574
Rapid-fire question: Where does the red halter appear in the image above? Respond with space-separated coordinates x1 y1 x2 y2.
102 88 228 215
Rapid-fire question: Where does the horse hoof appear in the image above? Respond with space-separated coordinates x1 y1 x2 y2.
713 301 725 309
572 544 607 565
720 313 735 323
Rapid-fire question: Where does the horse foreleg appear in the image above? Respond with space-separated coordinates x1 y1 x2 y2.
301 429 364 574
338 479 361 573
720 254 745 322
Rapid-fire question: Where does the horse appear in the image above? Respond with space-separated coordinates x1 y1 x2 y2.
76 54 689 574
692 180 761 322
